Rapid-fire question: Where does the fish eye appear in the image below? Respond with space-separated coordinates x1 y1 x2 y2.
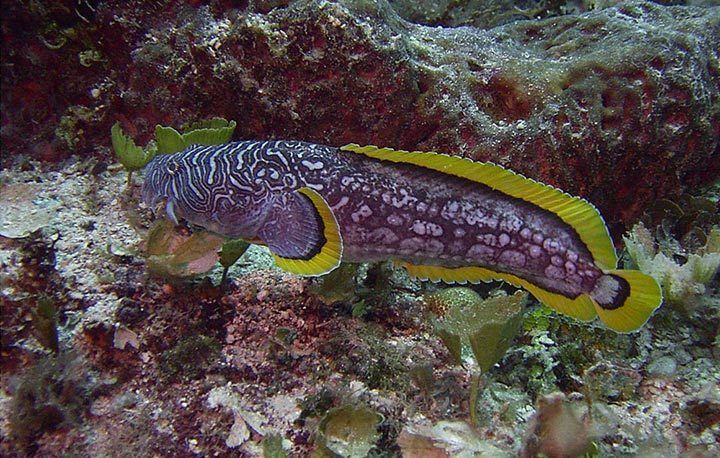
166 160 181 175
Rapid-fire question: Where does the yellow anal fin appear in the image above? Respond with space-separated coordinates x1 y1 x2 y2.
590 269 662 333
270 187 343 276
400 262 597 322
342 143 617 270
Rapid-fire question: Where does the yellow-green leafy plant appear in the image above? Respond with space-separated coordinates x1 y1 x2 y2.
144 220 250 282
155 118 237 154
309 262 361 305
428 288 527 372
111 122 156 186
218 239 250 285
428 287 527 425
111 118 237 185
398 421 507 457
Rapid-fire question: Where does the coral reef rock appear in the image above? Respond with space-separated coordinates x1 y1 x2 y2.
2 0 718 226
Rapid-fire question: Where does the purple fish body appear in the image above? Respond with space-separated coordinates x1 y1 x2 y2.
142 140 661 332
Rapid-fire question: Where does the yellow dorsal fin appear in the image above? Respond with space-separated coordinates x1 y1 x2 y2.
399 261 597 322
342 144 617 270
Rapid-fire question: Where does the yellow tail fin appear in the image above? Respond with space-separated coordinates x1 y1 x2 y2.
589 269 662 332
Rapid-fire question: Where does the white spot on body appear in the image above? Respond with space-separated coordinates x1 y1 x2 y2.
416 202 428 213
428 223 443 236
454 227 466 238
425 239 445 256
520 228 532 239
478 233 497 246
391 189 417 208
551 255 564 266
567 250 578 262
386 214 403 226
331 196 350 211
565 261 576 274
481 216 498 230
411 220 444 237
441 201 460 220
500 216 522 233
533 233 544 244
529 245 543 258
301 160 324 170
351 204 373 223
306 183 324 191
498 233 510 247
411 220 426 235
543 238 560 254
398 237 425 255
465 208 485 225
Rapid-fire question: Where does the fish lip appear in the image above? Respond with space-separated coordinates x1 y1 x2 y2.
142 190 166 213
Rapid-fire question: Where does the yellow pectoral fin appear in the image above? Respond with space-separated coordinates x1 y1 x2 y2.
272 187 343 276
342 143 618 270
400 262 597 322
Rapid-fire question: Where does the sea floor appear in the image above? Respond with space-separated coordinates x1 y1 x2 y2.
1 157 718 456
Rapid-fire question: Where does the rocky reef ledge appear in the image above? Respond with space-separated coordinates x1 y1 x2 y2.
2 0 719 226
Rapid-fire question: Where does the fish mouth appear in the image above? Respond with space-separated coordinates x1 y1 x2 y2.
141 183 179 225
145 195 180 226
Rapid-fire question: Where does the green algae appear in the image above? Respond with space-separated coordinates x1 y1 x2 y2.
155 118 236 154
160 334 221 380
398 420 508 457
111 117 236 185
144 219 225 279
429 288 527 372
78 49 104 67
219 239 250 285
298 388 336 422
321 323 411 392
144 217 249 283
315 405 382 457
31 295 59 353
56 105 95 149
111 122 157 186
262 433 288 458
310 262 361 305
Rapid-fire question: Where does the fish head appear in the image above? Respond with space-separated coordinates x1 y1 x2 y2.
141 150 272 239
142 153 181 223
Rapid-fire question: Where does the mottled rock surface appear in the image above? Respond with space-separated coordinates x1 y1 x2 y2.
1 0 719 228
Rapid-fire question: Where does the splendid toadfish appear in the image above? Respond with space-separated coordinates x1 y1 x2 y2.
142 141 662 332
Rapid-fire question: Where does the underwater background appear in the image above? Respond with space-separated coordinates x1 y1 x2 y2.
1 0 719 456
